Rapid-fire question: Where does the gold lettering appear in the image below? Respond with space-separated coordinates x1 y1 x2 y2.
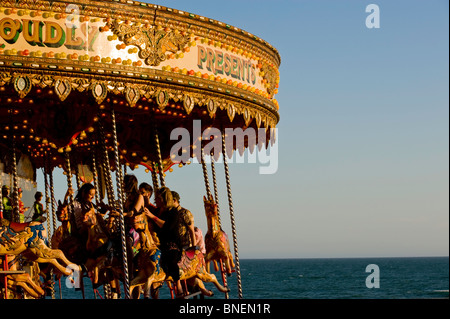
231 55 239 79
44 21 65 48
214 50 224 75
0 18 22 44
206 48 215 73
198 45 207 69
81 22 99 51
224 53 231 76
22 19 44 46
64 26 84 50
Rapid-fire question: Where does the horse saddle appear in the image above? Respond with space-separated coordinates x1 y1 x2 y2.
8 222 31 233
178 247 203 271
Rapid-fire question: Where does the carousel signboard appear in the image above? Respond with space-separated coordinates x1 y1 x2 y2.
0 5 279 108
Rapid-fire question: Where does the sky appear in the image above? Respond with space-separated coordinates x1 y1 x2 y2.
35 0 449 259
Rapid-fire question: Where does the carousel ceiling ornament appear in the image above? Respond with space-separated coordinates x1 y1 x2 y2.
106 19 192 67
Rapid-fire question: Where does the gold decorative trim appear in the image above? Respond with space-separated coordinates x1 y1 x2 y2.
107 19 192 67
0 70 278 129
183 95 195 115
54 78 72 101
13 75 31 98
91 82 108 104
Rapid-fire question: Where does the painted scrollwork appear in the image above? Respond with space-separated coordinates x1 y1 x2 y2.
261 63 279 96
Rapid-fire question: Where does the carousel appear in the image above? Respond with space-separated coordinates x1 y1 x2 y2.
0 0 280 299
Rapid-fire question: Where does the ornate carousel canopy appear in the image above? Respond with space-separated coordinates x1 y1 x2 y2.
0 0 280 175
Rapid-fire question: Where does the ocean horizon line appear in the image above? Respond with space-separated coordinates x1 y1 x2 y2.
239 255 449 260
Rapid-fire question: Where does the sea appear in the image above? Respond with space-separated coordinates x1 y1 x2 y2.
56 256 449 300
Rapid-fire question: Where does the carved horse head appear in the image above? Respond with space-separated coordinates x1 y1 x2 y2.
132 212 147 232
56 201 69 222
82 208 98 227
203 195 218 219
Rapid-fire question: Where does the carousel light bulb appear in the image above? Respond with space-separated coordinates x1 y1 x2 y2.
145 169 149 173
88 127 95 132
178 163 183 168
80 131 87 138
65 146 71 152
142 156 148 161
169 168 173 173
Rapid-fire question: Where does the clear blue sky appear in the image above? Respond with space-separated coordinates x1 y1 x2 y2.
39 0 449 259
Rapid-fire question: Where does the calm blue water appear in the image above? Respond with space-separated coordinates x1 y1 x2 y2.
56 257 448 299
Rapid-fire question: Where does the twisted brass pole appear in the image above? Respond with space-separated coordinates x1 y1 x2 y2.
110 109 130 299
222 129 243 299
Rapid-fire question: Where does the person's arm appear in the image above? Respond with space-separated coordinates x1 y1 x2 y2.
124 194 145 217
63 187 74 205
187 211 196 247
144 207 165 228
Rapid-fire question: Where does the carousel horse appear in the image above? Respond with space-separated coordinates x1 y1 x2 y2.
82 208 124 296
203 195 235 276
129 213 229 299
0 218 76 276
4 255 45 299
50 201 89 290
129 211 163 298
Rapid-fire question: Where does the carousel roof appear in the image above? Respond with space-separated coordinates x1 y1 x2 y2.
0 0 280 177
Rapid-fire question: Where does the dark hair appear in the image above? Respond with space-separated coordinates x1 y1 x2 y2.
124 174 138 193
75 183 95 202
139 182 153 193
171 191 180 203
35 191 43 200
